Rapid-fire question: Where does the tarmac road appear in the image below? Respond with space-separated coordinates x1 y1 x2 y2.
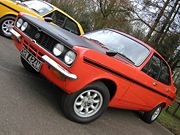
0 36 174 135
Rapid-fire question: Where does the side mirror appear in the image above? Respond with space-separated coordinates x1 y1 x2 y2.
16 1 22 4
106 51 117 57
44 17 53 23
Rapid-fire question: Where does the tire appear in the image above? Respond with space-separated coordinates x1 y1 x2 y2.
0 16 16 38
141 104 163 123
61 81 110 123
20 56 38 73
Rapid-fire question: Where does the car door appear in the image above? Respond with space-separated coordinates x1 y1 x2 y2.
121 53 170 110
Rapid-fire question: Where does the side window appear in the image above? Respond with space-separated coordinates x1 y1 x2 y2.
45 11 80 35
64 18 80 35
46 10 66 27
142 55 161 80
158 61 171 85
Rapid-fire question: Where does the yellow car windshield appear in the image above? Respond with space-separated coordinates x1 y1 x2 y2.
22 0 53 15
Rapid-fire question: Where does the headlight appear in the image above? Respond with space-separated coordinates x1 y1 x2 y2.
64 51 76 65
21 22 28 31
16 18 23 28
53 43 64 56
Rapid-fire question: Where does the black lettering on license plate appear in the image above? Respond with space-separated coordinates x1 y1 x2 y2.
20 48 42 72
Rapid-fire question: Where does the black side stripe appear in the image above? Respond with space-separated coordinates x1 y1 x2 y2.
0 2 19 13
84 58 174 101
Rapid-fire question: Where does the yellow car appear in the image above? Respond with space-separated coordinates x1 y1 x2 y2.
0 0 84 38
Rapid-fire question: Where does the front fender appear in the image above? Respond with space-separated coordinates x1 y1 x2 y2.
65 46 131 100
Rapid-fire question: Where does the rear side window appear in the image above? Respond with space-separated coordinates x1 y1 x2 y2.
64 18 80 35
45 11 80 35
158 62 171 85
142 54 171 85
47 10 66 27
142 55 161 80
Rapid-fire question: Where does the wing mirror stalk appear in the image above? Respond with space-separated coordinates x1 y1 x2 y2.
106 51 117 57
44 17 53 23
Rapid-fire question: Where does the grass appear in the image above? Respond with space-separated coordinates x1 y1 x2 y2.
157 87 180 135
158 110 180 135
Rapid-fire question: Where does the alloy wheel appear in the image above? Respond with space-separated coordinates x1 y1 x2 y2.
73 89 103 118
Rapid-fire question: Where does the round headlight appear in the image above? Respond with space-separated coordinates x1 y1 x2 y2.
64 51 76 65
53 43 64 56
21 22 28 31
16 18 23 28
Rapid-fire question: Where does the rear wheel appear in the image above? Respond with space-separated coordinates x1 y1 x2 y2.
61 81 110 123
0 16 15 38
20 56 38 73
141 104 163 123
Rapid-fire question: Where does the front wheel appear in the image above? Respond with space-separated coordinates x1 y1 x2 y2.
0 16 15 38
61 81 110 123
141 104 163 123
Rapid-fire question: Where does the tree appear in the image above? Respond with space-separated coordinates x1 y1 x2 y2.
86 0 133 32
169 46 180 70
143 0 170 43
153 0 179 45
158 2 180 46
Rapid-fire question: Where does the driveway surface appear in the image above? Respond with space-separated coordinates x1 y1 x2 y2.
0 36 174 135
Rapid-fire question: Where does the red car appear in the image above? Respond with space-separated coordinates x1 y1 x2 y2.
10 13 176 123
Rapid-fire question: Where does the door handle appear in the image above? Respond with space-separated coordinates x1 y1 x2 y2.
153 82 158 86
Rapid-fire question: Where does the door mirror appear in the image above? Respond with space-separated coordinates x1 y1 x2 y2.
106 51 117 57
15 1 22 4
44 17 53 23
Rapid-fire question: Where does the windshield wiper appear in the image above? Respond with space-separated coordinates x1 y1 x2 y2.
117 52 135 65
85 38 105 47
20 2 28 7
30 8 40 14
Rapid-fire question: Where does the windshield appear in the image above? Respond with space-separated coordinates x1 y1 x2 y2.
22 1 53 15
83 29 150 66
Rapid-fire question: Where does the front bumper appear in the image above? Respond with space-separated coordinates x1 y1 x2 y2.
9 28 21 42
42 55 77 80
10 28 77 80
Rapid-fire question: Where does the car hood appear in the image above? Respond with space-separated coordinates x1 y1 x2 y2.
22 15 106 54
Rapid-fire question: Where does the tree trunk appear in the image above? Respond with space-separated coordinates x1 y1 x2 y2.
153 0 179 45
170 50 180 71
143 0 170 43
159 3 180 45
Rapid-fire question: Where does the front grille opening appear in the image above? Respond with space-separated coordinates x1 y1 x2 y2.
21 20 73 67
22 39 44 62
23 23 58 53
24 40 28 45
30 44 37 52
38 52 43 56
